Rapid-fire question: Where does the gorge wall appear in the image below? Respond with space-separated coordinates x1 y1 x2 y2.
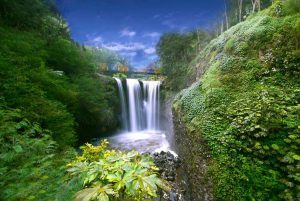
171 4 300 200
172 101 214 201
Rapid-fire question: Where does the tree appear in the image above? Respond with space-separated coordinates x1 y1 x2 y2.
251 0 261 12
157 31 211 90
224 0 229 30
238 0 243 22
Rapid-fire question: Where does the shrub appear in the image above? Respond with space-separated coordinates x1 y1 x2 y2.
224 39 235 53
284 0 300 14
0 101 76 200
66 140 170 201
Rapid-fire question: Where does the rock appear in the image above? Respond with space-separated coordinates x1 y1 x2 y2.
170 190 178 201
152 151 187 200
152 151 181 182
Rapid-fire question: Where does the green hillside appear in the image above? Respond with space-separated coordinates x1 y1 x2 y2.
173 1 300 200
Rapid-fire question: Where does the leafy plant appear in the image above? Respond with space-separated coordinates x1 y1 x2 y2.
66 140 170 201
0 100 76 200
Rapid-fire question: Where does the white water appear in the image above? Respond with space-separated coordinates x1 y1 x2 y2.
126 79 144 131
143 81 160 131
114 78 128 131
110 78 173 153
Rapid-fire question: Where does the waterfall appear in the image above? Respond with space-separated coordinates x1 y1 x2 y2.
111 78 174 155
126 79 145 132
114 78 129 131
143 81 160 131
114 78 161 132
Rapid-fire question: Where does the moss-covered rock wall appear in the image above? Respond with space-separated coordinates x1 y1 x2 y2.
172 3 300 200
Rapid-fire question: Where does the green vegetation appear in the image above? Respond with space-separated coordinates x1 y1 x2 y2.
156 31 212 90
2 0 300 200
113 73 128 79
0 100 77 200
172 1 300 200
0 0 144 200
0 0 121 145
66 140 169 201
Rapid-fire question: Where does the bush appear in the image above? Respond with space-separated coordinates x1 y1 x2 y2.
224 39 235 53
284 0 300 14
0 101 76 200
66 140 170 201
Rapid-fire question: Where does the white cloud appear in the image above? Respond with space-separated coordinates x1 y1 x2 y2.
153 14 160 19
102 42 145 52
162 19 176 29
92 36 103 43
179 26 188 33
119 51 137 57
120 28 136 37
85 34 103 46
144 47 156 54
143 32 161 38
162 19 189 32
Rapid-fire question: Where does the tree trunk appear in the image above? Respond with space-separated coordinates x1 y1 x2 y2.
252 0 257 13
197 29 201 53
221 21 224 34
224 0 229 30
238 0 243 22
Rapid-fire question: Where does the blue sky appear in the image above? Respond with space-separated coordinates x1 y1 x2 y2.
56 0 224 69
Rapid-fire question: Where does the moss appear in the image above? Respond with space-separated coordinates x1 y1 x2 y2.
201 61 221 91
173 5 300 200
224 38 235 53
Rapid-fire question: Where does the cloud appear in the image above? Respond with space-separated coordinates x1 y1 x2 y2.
85 34 103 46
162 19 176 29
92 36 103 42
143 32 161 38
119 51 137 57
153 14 160 19
144 47 156 54
102 42 145 52
120 28 136 37
164 12 174 18
162 20 189 33
179 26 188 33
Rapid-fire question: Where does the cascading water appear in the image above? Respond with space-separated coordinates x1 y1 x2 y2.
110 78 174 154
143 81 160 131
114 78 129 131
126 79 145 132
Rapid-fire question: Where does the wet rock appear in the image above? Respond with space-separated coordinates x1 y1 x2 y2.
152 151 181 182
173 109 214 201
151 151 186 200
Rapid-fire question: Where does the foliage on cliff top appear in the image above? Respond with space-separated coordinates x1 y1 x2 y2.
174 2 300 200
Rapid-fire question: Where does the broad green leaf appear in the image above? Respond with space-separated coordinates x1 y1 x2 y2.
13 145 23 153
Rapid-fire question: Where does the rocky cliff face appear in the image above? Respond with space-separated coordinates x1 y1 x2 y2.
160 90 177 150
172 106 214 201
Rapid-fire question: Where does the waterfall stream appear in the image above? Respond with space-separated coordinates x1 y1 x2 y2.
126 79 144 131
109 78 174 154
143 81 160 131
114 78 129 131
